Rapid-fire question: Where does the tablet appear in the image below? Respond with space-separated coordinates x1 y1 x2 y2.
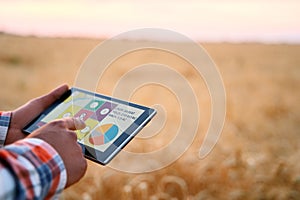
23 87 156 165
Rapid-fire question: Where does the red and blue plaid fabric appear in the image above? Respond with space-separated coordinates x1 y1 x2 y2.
0 112 66 199
0 111 11 147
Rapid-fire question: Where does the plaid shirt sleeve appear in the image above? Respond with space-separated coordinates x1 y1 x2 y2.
0 112 67 199
0 111 11 148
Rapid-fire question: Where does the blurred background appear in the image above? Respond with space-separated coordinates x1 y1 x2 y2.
0 0 300 199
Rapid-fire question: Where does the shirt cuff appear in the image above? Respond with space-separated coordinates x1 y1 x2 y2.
4 138 67 199
0 111 12 148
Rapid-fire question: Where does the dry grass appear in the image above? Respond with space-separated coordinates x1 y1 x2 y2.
0 34 299 200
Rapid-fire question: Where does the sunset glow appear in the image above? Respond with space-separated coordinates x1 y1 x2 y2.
0 0 300 43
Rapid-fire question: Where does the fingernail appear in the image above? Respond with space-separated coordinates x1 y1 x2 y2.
74 117 86 130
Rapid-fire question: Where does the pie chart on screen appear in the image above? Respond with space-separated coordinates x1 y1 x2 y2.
89 124 119 145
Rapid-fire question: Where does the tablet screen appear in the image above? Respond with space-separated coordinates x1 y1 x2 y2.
23 87 156 164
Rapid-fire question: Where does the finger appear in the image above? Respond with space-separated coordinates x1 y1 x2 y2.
33 84 69 110
73 118 86 130
12 84 69 127
64 117 86 130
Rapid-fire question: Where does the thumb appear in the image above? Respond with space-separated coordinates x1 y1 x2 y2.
12 84 69 128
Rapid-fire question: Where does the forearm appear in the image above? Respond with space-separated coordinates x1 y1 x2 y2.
1 110 66 199
0 138 67 199
0 111 67 199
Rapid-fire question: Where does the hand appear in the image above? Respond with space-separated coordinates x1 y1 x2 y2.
5 84 69 145
28 117 87 187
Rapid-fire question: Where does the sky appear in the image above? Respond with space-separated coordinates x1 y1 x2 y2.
0 0 300 43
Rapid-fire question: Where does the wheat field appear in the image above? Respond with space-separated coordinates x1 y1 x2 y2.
0 34 299 200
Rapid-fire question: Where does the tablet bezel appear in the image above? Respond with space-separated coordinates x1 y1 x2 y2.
23 87 156 165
